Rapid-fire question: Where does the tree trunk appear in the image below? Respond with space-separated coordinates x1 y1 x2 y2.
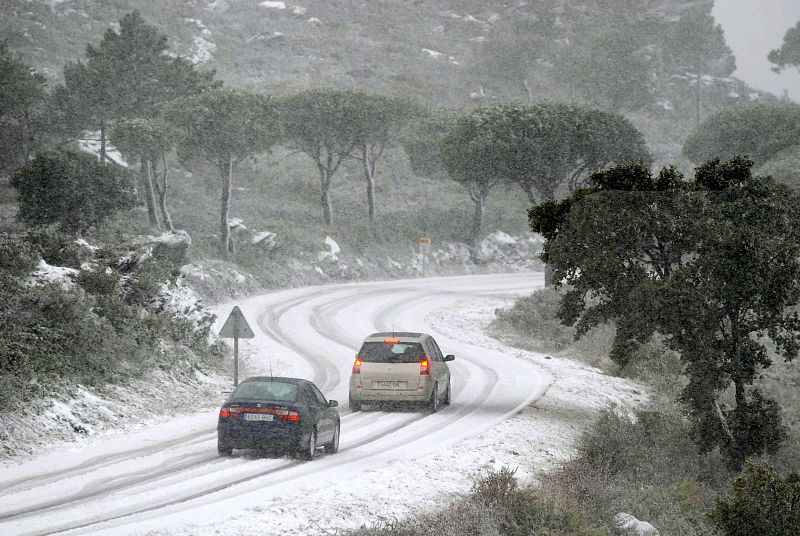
522 78 534 102
319 165 333 226
140 156 159 227
544 263 555 286
362 144 376 221
469 187 486 254
220 157 233 255
99 123 107 165
540 182 556 285
524 185 537 204
21 109 33 164
731 379 747 470
695 74 703 126
150 158 173 232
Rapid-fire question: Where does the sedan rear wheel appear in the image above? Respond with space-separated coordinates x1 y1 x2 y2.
429 382 440 413
217 439 232 457
300 428 317 460
325 422 340 454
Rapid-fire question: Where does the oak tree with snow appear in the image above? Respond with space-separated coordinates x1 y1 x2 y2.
530 156 800 470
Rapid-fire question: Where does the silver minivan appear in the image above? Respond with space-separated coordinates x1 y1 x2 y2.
348 332 454 412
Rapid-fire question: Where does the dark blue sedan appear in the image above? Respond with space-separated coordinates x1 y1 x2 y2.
217 377 340 459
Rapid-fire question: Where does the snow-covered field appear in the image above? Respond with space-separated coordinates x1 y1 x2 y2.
0 273 645 535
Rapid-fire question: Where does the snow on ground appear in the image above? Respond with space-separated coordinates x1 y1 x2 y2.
174 277 646 535
152 281 216 337
0 368 228 463
77 134 127 166
0 273 646 535
184 18 216 65
26 259 79 289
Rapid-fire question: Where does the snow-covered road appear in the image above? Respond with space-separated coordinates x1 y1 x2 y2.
0 273 645 535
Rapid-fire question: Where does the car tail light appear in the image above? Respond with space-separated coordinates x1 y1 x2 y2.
419 358 430 376
223 407 301 422
352 355 362 374
280 411 300 422
219 407 241 418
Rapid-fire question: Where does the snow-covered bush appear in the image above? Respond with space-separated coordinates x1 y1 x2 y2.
150 281 216 344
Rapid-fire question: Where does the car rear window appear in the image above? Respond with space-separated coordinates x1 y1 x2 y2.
359 342 425 363
232 381 298 401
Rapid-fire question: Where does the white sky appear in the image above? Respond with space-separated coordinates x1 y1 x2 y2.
712 1 800 102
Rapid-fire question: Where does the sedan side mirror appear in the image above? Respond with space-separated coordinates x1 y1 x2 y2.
328 400 339 408
445 354 455 361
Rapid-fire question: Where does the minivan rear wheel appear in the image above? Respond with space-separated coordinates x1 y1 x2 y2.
444 380 451 405
349 393 362 412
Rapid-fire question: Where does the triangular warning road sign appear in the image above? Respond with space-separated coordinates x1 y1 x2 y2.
218 306 255 339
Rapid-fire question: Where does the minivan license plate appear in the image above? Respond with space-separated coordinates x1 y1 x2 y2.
376 380 403 388
244 413 273 421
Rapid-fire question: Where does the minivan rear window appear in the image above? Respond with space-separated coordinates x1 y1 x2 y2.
232 381 298 401
359 342 426 363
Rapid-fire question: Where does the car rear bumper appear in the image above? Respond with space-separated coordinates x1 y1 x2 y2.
349 378 433 402
217 420 307 450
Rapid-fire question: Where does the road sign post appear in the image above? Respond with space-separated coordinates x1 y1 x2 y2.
218 306 255 387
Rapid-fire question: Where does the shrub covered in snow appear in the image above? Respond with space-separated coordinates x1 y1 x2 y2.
151 281 216 343
0 230 223 413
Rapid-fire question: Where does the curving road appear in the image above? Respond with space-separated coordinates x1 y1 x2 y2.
0 272 549 535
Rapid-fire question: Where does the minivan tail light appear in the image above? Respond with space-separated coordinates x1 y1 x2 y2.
420 358 430 376
352 355 362 374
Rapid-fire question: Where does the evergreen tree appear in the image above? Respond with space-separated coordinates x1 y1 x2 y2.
711 463 800 536
683 103 800 166
280 89 364 226
166 89 281 254
112 118 177 231
351 94 415 222
54 11 217 165
660 7 735 124
441 101 650 261
11 151 137 234
769 19 800 75
0 42 47 172
573 31 653 111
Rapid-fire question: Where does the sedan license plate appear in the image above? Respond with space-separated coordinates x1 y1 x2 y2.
375 380 405 389
244 413 274 421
